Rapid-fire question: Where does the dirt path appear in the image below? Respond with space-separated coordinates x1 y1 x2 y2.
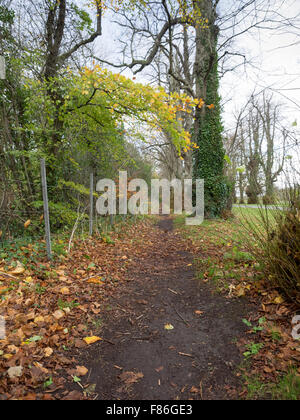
78 217 252 400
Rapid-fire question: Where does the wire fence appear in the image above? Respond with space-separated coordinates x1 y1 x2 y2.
0 159 135 258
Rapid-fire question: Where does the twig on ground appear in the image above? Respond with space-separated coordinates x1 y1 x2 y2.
110 296 132 313
102 337 115 345
178 352 194 358
168 288 180 295
172 305 190 327
132 336 153 341
0 271 19 280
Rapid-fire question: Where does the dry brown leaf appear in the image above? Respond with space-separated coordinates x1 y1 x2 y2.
7 366 23 379
44 347 53 358
119 371 144 385
53 310 65 320
60 287 70 295
9 261 25 275
76 366 88 376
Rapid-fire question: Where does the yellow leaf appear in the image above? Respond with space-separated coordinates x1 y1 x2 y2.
83 336 102 345
274 296 284 304
3 354 13 360
236 286 246 297
60 287 70 295
164 324 174 330
34 316 45 324
24 220 31 229
87 277 105 285
0 287 9 295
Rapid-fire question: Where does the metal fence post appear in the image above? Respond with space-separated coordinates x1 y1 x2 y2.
40 159 52 259
110 214 114 226
89 173 94 236
110 197 115 226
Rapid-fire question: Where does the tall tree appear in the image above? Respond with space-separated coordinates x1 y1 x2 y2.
192 0 228 217
97 0 290 216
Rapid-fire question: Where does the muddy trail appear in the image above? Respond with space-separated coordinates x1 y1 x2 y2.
77 217 252 400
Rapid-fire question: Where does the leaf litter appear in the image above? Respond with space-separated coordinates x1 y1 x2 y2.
0 220 153 400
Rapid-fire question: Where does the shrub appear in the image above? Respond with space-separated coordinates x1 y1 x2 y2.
244 190 300 307
268 209 300 304
263 195 275 205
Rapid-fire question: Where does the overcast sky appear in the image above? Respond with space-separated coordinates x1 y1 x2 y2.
220 0 300 131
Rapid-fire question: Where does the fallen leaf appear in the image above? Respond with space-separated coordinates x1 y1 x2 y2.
164 323 174 330
22 393 37 400
236 286 246 297
33 362 48 373
274 296 284 304
74 339 86 349
0 287 9 295
44 347 53 358
53 310 65 320
76 366 88 376
60 287 70 295
62 391 82 400
83 336 102 345
87 277 105 285
119 371 144 385
34 316 45 324
7 366 23 379
24 220 31 229
9 261 25 275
